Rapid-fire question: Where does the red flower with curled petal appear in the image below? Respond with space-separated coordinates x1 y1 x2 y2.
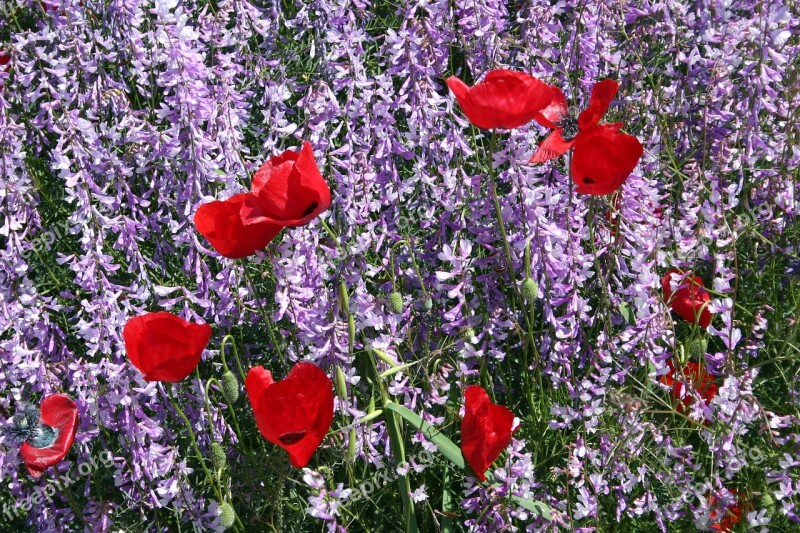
662 269 713 328
460 385 516 481
529 79 643 196
245 362 334 468
123 312 212 382
660 359 718 416
15 395 79 479
194 193 282 259
239 142 331 228
0 51 9 90
446 70 563 130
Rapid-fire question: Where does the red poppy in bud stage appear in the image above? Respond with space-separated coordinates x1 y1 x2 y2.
445 69 562 130
18 395 79 478
239 142 331 228
662 269 713 328
709 488 747 532
245 362 334 468
660 359 718 415
529 79 643 196
194 193 282 259
460 385 516 481
123 312 212 382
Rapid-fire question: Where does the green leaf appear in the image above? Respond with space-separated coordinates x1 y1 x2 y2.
619 301 635 325
510 495 552 520
383 402 465 470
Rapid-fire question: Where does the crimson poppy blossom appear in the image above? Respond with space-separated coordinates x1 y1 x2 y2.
13 395 79 478
239 142 331 228
709 488 747 532
662 269 713 328
0 51 9 90
194 193 282 259
529 79 643 196
245 362 334 468
461 385 516 481
123 312 212 382
445 69 561 130
660 359 718 416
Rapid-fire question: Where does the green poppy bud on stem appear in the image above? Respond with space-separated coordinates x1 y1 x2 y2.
521 278 538 302
686 337 708 359
334 365 348 401
210 442 226 472
339 281 350 316
219 502 236 529
347 427 357 462
389 291 403 314
422 298 433 311
221 370 239 404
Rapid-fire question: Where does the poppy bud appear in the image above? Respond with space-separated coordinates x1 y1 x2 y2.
221 370 240 404
422 298 433 311
210 442 226 472
347 427 357 462
338 281 350 315
334 366 348 401
686 337 708 359
521 278 538 302
218 501 236 529
761 493 775 516
389 292 403 314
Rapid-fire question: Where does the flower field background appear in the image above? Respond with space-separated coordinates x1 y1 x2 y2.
1 0 799 531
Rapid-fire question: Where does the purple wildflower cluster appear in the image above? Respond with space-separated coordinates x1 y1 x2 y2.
1 0 798 531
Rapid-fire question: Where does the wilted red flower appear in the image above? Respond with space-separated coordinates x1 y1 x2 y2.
445 70 562 130
194 193 282 259
18 395 79 478
709 488 747 532
461 385 516 481
245 362 334 468
239 142 331 228
660 359 718 415
123 312 212 382
662 269 713 328
529 79 643 196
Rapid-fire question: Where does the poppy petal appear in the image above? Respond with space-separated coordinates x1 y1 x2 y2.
245 142 331 227
246 362 334 468
194 193 282 259
446 70 562 130
529 130 575 164
534 88 568 129
578 79 619 130
662 270 713 328
570 125 643 195
460 385 515 481
19 395 78 478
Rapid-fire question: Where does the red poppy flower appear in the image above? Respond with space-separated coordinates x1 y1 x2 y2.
461 385 516 481
529 79 643 196
662 269 713 328
245 362 334 468
19 395 79 478
445 69 562 130
0 51 9 90
194 193 282 259
709 489 747 532
239 142 331 228
660 359 718 415
123 312 212 382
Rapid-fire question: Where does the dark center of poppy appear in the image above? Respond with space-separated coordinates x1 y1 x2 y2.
302 202 318 217
278 430 307 444
558 116 579 140
583 177 594 184
3 407 59 448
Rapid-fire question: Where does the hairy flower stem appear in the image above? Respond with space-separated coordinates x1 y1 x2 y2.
167 385 223 502
365 345 419 533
